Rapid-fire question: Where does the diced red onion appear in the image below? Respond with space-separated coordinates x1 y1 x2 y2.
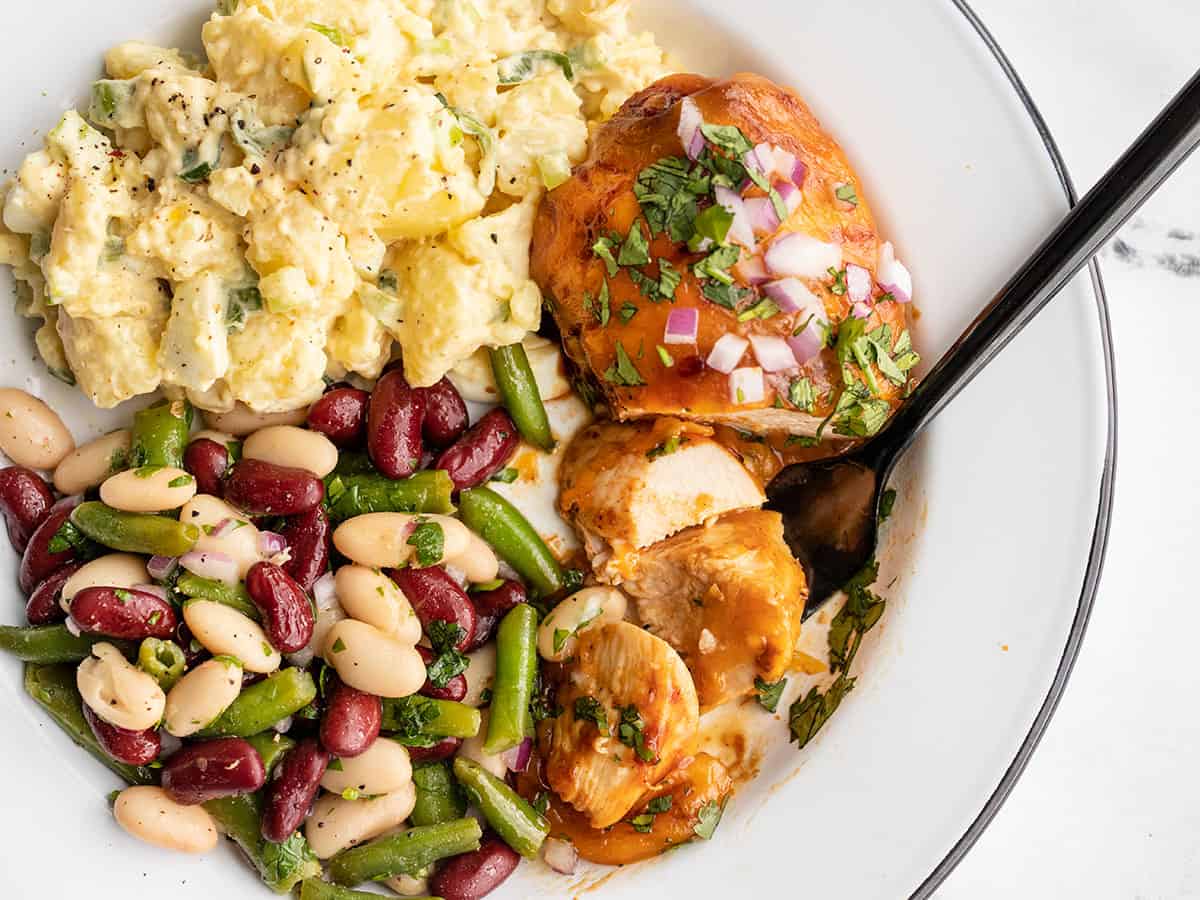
742 145 769 178
146 555 178 581
663 308 699 345
846 263 872 303
678 97 705 160
728 367 765 404
180 550 239 585
734 255 770 285
765 232 842 278
714 186 755 249
64 616 82 638
774 180 802 214
258 531 287 557
313 571 338 610
210 518 238 539
792 159 808 187
501 737 532 773
744 197 780 235
273 716 294 734
788 324 825 365
877 241 913 303
706 333 749 374
748 143 800 185
852 301 873 319
763 278 826 319
749 335 799 372
132 583 167 602
543 837 579 876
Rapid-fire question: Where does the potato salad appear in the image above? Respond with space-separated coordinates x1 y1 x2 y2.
0 0 669 411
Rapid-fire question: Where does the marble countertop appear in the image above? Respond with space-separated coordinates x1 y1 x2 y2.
940 2 1200 897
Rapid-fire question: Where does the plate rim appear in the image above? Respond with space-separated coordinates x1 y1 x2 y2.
913 2 1119 896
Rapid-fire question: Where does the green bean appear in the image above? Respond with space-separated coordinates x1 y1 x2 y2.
130 398 193 469
380 696 481 742
489 344 555 452
452 757 548 858
483 604 537 755
175 572 259 619
71 502 199 557
328 818 482 886
300 881 441 900
410 760 467 827
0 625 134 664
205 792 322 894
136 638 186 690
198 667 317 738
325 471 455 523
329 450 376 478
245 731 297 777
457 487 564 597
23 664 156 785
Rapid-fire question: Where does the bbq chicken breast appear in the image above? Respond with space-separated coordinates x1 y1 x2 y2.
531 72 919 438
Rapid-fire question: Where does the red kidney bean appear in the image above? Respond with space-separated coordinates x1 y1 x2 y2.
421 378 469 449
183 438 230 497
308 387 370 448
415 645 468 701
19 497 83 594
174 622 210 669
224 458 324 516
261 738 330 843
279 506 330 592
434 409 520 492
0 466 54 554
245 562 315 654
468 580 527 650
389 567 476 652
431 832 521 900
69 586 177 640
406 736 462 763
319 678 381 758
368 369 426 480
25 562 81 625
82 704 161 766
161 737 267 805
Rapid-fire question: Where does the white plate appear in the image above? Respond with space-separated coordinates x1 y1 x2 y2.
0 1 1114 897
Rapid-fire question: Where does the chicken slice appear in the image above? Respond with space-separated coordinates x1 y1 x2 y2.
542 621 699 829
621 509 807 710
558 418 764 576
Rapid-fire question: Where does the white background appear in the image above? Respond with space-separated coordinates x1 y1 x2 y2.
941 2 1200 897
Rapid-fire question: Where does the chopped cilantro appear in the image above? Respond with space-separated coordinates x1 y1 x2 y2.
618 221 651 267
788 377 815 412
693 204 734 246
427 620 466 656
754 677 787 713
330 638 347 654
699 123 754 157
736 297 780 322
592 236 619 276
648 796 673 814
307 22 347 46
630 813 655 833
603 341 646 387
656 345 675 368
646 435 683 460
574 695 609 732
167 474 194 489
702 279 754 310
585 280 611 326
657 258 682 299
693 801 724 840
496 49 574 85
425 644 469 689
618 301 638 323
835 183 859 206
407 520 444 568
828 267 848 296
617 704 655 762
532 791 550 815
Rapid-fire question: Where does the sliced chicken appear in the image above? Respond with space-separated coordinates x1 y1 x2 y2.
558 418 764 575
621 509 807 710
542 621 699 829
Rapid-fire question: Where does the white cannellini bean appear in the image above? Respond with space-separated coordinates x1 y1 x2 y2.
76 643 166 731
183 600 281 673
386 873 432 896
179 494 263 578
243 425 338 478
321 739 413 797
100 466 197 513
332 514 471 569
60 553 149 609
537 586 629 662
113 786 219 854
305 784 417 859
447 532 500 585
53 429 130 495
322 619 425 698
457 710 508 779
462 643 497 709
163 657 244 737
189 429 237 448
334 565 422 645
201 403 307 437
0 388 74 470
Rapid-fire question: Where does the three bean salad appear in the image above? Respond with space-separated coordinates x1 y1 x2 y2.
0 352 589 899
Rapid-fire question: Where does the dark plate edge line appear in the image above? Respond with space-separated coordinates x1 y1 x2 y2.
911 2 1120 897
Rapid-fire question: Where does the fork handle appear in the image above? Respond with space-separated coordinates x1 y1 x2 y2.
870 66 1200 467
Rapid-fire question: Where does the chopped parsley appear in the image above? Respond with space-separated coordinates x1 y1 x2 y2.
167 474 194 489
427 620 466 655
382 696 441 745
407 520 445 568
603 341 646 387
754 677 787 713
330 638 347 654
573 695 609 732
46 519 99 559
